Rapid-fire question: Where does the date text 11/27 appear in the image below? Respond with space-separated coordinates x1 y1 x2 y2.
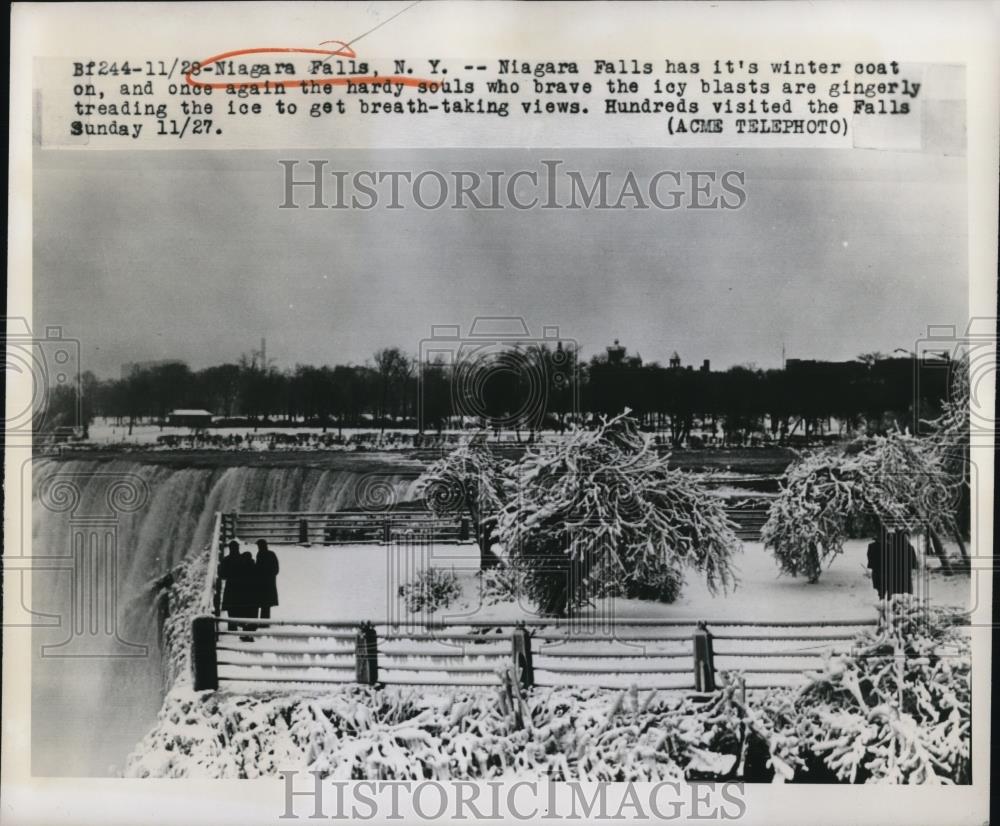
157 118 217 137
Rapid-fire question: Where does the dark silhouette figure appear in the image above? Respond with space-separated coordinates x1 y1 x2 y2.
220 541 258 639
219 540 245 632
254 538 280 628
867 528 918 599
236 550 257 640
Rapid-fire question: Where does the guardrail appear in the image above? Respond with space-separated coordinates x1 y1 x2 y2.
213 504 768 551
199 511 227 616
228 511 472 545
191 616 875 694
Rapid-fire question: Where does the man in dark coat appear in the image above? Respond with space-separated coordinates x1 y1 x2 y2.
867 528 918 600
218 540 245 632
254 538 280 628
236 550 257 640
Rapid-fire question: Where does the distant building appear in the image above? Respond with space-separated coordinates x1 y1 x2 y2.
700 359 711 373
606 339 627 365
604 339 643 367
121 359 187 380
166 409 213 428
669 352 681 369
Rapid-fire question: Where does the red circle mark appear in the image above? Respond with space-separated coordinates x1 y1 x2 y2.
184 43 438 92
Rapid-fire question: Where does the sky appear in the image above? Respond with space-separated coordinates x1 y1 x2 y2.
33 147 967 379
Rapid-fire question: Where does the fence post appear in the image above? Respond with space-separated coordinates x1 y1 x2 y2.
355 622 379 685
382 518 391 545
298 518 309 545
511 622 534 689
223 512 236 541
459 517 470 542
693 621 716 692
192 615 219 691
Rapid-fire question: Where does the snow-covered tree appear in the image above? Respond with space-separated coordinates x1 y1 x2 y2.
761 432 956 582
924 353 971 560
415 434 510 567
791 596 970 784
496 413 740 616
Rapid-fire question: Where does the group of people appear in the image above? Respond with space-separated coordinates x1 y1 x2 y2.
219 538 280 641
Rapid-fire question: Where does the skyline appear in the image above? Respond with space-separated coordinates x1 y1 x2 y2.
97 331 945 384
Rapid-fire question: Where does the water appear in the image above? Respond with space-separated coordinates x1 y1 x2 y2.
29 455 420 776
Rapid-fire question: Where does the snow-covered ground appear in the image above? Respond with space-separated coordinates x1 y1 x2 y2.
216 539 971 692
251 538 970 624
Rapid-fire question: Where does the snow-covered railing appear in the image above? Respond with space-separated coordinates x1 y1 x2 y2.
190 616 876 693
226 511 471 545
199 511 229 616
215 505 768 547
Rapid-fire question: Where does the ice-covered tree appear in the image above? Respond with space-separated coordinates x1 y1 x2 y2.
792 596 970 784
415 434 510 567
761 432 957 582
924 353 971 560
495 413 740 616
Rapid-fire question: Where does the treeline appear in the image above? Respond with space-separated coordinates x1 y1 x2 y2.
40 344 950 444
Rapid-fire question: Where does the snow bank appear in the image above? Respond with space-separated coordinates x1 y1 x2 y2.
124 682 756 781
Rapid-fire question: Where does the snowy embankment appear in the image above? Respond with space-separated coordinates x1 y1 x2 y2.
126 683 714 780
126 534 971 781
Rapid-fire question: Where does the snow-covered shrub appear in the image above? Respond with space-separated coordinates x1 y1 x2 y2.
762 433 956 582
127 680 791 781
127 684 692 780
397 567 463 613
479 563 523 605
657 680 796 781
788 596 970 784
705 601 971 785
127 678 837 782
497 413 740 616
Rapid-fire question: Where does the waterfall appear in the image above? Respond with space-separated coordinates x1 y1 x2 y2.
29 455 423 776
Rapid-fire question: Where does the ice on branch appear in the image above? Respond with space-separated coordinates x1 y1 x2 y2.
791 597 971 784
761 432 957 582
496 413 741 616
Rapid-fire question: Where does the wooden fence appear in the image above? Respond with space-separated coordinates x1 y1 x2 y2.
214 503 769 551
223 511 471 546
191 614 875 694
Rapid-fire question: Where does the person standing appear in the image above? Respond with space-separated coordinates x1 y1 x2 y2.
218 540 244 632
254 538 280 628
867 526 918 600
236 549 257 640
